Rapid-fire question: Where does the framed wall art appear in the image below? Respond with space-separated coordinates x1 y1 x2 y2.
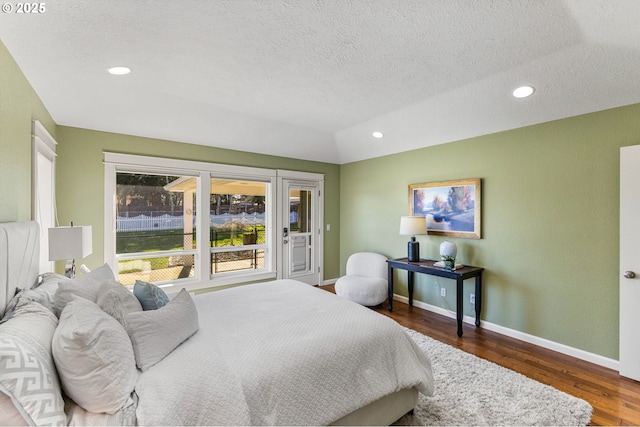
409 178 481 239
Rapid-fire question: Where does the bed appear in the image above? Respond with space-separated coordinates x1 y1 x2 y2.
0 221 434 426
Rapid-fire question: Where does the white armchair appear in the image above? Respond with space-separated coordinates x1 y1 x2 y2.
334 252 388 306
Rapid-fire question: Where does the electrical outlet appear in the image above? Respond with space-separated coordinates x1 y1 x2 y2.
470 293 475 304
440 287 446 297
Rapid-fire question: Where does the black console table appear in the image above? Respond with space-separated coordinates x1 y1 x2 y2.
387 258 484 337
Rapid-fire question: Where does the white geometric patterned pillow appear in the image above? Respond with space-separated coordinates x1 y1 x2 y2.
0 300 66 426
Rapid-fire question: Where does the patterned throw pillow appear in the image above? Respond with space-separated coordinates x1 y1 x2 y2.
0 300 67 426
133 280 170 310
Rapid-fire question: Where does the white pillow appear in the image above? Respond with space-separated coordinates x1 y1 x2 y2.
0 300 66 426
1 275 68 325
24 273 68 313
125 288 199 371
54 263 115 316
96 281 143 328
53 295 136 414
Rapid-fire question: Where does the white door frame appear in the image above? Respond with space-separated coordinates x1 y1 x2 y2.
276 170 324 285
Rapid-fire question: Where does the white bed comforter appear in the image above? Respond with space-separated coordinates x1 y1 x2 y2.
134 279 434 426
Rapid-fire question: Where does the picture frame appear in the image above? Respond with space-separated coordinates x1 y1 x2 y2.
409 178 481 239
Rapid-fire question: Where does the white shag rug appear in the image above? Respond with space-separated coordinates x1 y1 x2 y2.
397 328 593 426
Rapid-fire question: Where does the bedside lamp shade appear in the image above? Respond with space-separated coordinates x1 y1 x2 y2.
49 225 92 277
399 216 427 262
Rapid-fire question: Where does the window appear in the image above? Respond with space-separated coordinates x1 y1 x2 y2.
104 153 276 291
209 179 268 274
115 172 197 286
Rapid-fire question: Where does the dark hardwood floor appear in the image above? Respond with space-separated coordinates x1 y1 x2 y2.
320 284 640 426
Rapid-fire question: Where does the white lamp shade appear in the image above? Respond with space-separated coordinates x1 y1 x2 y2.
399 216 427 236
48 226 92 261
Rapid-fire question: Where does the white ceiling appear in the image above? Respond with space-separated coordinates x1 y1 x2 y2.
1 0 640 164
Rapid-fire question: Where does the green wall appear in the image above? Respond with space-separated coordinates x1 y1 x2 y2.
340 103 640 360
55 126 341 281
0 40 56 222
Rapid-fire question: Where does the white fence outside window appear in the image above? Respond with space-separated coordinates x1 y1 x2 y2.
116 212 266 232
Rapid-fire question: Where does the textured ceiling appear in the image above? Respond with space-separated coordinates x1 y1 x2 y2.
1 0 640 164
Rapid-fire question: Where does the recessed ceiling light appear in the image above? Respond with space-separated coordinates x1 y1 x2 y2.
372 131 384 139
512 85 535 98
107 66 131 75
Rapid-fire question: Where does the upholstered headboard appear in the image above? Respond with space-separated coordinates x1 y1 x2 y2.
0 221 40 318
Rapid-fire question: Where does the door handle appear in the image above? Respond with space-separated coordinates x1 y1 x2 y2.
624 271 636 279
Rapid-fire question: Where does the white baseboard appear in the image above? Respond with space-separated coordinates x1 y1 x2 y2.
392 294 619 372
323 278 337 286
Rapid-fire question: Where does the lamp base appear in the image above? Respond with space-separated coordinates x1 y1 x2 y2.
407 240 420 262
64 259 76 278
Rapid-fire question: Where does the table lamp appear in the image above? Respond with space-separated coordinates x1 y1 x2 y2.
399 216 427 262
49 223 92 278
